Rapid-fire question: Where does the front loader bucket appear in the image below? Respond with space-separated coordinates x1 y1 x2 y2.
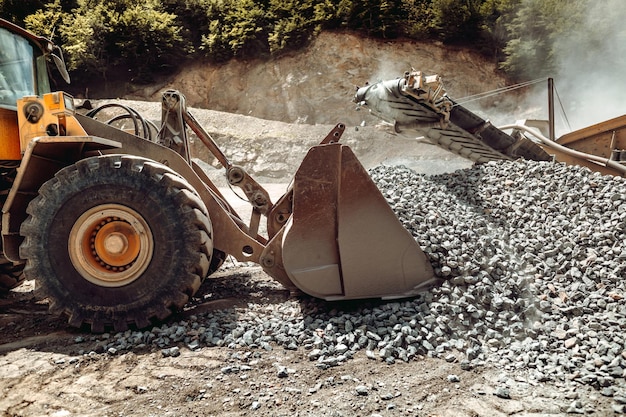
279 143 437 300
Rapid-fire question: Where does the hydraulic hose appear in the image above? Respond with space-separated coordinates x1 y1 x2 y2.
499 124 626 176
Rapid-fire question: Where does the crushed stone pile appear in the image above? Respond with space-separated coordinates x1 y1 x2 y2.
89 159 626 410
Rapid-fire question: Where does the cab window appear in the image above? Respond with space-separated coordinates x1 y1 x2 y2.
0 27 36 109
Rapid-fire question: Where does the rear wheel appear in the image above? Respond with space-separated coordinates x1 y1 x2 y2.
19 155 213 332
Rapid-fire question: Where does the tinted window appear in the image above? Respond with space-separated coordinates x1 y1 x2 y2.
0 27 36 109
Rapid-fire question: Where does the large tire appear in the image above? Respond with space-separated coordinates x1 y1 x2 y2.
19 155 213 332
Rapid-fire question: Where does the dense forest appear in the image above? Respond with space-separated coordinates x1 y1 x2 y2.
0 0 621 87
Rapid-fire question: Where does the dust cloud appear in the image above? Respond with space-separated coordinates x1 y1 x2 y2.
463 1 626 136
342 2 626 137
551 0 626 132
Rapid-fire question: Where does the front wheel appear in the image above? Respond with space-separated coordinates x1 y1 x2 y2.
20 155 213 332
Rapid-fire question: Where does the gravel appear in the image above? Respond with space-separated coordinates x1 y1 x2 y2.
84 159 626 405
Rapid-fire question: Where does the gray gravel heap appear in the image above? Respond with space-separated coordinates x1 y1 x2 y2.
94 159 626 400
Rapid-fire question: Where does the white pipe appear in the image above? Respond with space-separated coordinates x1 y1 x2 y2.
498 124 626 176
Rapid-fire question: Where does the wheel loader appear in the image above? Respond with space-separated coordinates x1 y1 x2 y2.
0 19 437 332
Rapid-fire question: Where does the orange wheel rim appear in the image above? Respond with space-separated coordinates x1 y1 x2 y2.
69 204 153 287
92 221 141 267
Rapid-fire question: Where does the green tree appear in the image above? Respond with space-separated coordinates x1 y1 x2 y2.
0 0 46 25
341 0 405 38
161 0 212 51
268 0 318 53
500 0 585 79
402 0 437 39
312 0 346 29
478 0 519 62
23 0 67 40
113 0 190 81
431 0 484 44
200 0 270 60
51 0 118 81
34 0 189 83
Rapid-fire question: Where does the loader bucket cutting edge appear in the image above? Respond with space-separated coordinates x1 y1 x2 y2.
280 143 436 300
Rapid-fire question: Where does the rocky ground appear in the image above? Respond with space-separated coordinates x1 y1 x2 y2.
2 157 625 416
1 32 625 417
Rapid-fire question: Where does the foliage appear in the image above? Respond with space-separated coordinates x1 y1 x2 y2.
161 0 212 49
1 0 603 86
200 0 270 61
477 0 519 62
55 1 112 78
267 0 319 53
0 0 47 25
113 0 190 80
338 0 405 38
19 0 189 83
23 0 67 40
500 0 585 79
431 0 484 43
402 0 437 39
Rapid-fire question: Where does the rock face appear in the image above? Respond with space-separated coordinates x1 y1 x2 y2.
110 31 517 183
128 31 509 127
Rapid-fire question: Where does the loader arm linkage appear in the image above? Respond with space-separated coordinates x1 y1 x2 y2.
155 90 437 300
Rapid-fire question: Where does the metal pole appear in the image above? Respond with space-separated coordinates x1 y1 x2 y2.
548 78 555 141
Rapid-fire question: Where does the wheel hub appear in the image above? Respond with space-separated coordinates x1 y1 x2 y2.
103 231 128 257
69 204 154 287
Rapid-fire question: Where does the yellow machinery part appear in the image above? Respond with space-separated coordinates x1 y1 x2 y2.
0 108 21 160
16 93 86 152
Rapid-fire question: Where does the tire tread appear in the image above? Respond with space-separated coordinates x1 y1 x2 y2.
19 155 214 332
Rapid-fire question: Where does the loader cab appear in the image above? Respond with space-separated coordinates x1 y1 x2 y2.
0 20 56 110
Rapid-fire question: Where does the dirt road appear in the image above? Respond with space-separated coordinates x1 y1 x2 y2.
2 268 619 417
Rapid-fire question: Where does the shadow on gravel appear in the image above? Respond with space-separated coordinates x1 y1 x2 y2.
0 285 85 355
426 167 507 229
182 270 293 317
